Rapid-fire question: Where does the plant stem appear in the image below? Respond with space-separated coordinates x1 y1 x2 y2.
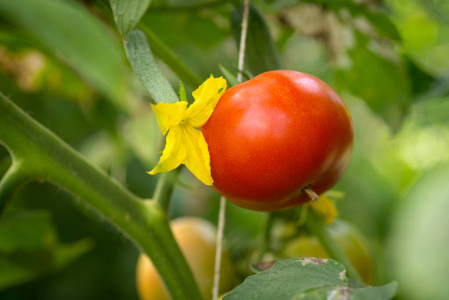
236 0 250 83
305 209 363 283
263 212 275 253
0 93 203 300
152 170 179 213
212 196 227 300
0 160 29 215
212 2 251 295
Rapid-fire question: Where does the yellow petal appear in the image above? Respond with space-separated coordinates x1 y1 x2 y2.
310 194 338 224
151 102 188 135
148 126 186 175
187 76 227 128
182 125 213 186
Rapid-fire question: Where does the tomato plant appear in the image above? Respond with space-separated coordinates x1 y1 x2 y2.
4 0 444 298
282 220 374 284
201 70 354 211
136 217 236 300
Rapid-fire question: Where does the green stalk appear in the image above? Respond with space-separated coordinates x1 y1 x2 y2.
262 212 275 253
305 209 363 283
0 92 203 300
152 169 179 213
0 160 29 213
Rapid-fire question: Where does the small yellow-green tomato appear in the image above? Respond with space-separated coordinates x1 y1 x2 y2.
282 220 374 284
136 217 235 300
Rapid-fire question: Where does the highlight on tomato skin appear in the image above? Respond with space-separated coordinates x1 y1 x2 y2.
136 217 236 300
201 70 354 212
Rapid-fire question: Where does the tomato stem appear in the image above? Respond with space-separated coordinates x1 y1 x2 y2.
305 188 319 202
152 169 179 213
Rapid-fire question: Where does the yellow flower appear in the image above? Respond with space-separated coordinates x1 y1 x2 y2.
310 194 338 224
148 76 227 185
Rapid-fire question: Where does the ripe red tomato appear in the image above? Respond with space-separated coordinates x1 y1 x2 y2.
201 70 353 211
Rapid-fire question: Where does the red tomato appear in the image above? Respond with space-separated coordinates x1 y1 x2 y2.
201 70 353 211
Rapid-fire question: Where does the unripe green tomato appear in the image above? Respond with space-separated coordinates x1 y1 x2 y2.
136 217 236 300
281 220 373 284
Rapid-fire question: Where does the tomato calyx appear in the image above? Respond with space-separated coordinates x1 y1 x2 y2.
296 184 319 202
304 188 319 202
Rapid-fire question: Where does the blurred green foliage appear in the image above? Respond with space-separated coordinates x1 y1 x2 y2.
0 0 448 299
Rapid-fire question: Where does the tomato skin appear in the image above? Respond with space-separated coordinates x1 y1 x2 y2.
201 70 353 211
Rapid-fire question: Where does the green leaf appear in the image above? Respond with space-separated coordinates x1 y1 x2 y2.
223 259 397 300
52 239 94 271
179 81 188 102
0 210 55 253
0 239 92 290
390 165 449 300
219 65 239 87
335 31 410 130
386 0 446 73
142 11 228 50
231 2 284 76
0 0 129 112
363 12 401 41
351 282 399 300
124 29 179 104
306 0 401 40
403 55 437 98
139 10 226 88
110 0 152 38
139 25 203 90
0 209 92 290
125 110 160 167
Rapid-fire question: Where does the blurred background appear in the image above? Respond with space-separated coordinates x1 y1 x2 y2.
0 0 449 299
